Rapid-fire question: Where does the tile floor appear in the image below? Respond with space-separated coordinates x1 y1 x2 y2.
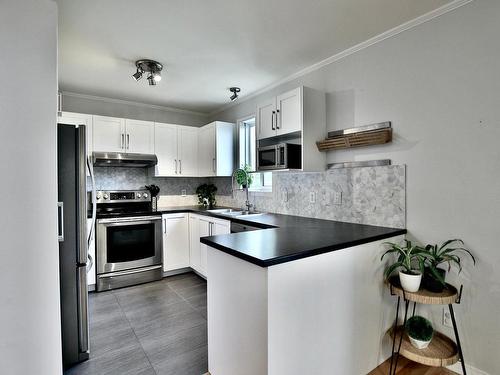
65 272 208 375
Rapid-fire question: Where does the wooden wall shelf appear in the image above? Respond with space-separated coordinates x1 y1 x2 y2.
388 326 459 367
316 128 392 152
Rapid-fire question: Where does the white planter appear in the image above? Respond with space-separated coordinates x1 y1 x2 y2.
409 335 432 349
399 270 422 292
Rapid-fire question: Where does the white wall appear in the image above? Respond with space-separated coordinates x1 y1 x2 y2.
0 1 62 374
210 1 500 373
61 93 209 126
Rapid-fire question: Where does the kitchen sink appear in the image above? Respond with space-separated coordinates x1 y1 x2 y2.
206 208 241 214
207 208 265 218
235 211 264 218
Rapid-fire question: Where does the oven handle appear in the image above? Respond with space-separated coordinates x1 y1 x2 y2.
98 265 162 278
97 216 162 224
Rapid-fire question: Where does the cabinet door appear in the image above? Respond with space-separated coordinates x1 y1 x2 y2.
154 123 178 176
178 126 198 176
58 112 93 156
125 119 154 154
198 124 216 177
198 217 212 276
256 98 276 140
93 115 125 153
163 214 190 272
189 215 201 273
213 218 231 235
276 87 302 136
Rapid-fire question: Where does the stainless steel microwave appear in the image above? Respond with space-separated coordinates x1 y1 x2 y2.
257 143 301 171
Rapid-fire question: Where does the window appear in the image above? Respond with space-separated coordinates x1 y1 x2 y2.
238 116 272 192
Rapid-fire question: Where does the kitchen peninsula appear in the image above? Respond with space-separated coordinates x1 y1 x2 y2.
199 212 405 375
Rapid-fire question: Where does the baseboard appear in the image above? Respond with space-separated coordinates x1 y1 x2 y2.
162 267 192 278
447 362 490 375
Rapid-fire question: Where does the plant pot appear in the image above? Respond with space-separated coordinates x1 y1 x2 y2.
408 335 432 349
399 270 422 292
422 267 446 293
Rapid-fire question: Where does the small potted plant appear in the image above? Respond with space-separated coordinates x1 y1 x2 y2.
406 315 434 349
235 165 253 188
421 239 475 293
381 240 426 292
196 183 217 208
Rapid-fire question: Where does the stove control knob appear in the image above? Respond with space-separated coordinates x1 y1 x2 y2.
96 193 101 199
143 193 148 199
103 193 109 200
136 193 141 199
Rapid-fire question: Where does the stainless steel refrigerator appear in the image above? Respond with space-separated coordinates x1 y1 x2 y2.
57 124 91 369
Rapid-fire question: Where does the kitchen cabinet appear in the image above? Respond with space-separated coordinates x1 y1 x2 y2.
57 111 93 156
197 121 235 177
276 87 302 136
154 123 199 177
124 119 154 154
256 99 276 140
162 213 190 272
92 115 126 153
93 115 154 154
189 214 230 277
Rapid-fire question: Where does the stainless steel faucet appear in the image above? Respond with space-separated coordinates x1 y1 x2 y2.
232 168 253 212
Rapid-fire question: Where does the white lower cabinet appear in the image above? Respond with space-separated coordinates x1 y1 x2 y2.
162 213 190 272
189 214 230 277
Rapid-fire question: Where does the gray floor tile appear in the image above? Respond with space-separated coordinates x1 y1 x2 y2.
65 276 208 375
153 345 208 375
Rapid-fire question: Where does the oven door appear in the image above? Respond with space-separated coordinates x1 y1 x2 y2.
96 216 162 274
257 145 278 170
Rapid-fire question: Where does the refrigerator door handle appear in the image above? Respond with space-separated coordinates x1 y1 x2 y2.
57 202 64 242
77 266 89 353
77 126 88 265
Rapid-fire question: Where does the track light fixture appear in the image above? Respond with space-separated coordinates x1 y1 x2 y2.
132 59 163 86
229 87 241 101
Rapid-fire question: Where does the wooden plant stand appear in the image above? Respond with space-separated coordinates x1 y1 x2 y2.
386 276 466 375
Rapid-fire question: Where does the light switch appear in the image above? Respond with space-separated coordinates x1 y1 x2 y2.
333 191 342 205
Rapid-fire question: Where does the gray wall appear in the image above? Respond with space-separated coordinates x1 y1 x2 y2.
0 1 62 374
62 93 209 126
209 1 500 373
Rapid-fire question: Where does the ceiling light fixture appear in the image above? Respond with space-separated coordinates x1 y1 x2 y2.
132 59 163 86
229 87 241 101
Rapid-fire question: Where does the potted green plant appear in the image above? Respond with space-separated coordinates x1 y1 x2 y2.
235 165 253 188
406 315 434 349
196 183 217 208
381 240 426 292
421 239 475 293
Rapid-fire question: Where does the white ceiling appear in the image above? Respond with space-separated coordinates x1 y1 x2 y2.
57 0 451 114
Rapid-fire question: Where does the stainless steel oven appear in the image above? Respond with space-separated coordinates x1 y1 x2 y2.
96 214 162 291
257 143 301 171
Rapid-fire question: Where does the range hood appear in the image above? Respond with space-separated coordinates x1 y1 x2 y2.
92 152 158 168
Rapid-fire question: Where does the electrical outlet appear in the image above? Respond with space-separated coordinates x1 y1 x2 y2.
333 191 342 205
181 189 187 197
443 309 453 328
281 188 288 203
309 191 316 204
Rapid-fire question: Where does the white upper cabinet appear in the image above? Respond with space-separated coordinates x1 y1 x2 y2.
256 98 277 140
256 87 306 140
154 123 199 177
57 112 93 155
178 126 198 177
162 213 190 272
93 116 153 154
198 121 235 177
125 119 154 154
276 87 302 136
92 115 126 153
154 123 178 176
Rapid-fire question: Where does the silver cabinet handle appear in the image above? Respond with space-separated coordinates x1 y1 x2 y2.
163 218 166 234
121 133 124 149
276 109 280 129
212 158 216 173
271 111 276 130
174 159 178 174
179 160 182 174
126 134 130 150
57 202 64 242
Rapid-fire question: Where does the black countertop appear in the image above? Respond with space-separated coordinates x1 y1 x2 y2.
158 206 406 267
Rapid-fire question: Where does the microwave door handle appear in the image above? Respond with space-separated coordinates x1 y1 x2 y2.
275 145 280 167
